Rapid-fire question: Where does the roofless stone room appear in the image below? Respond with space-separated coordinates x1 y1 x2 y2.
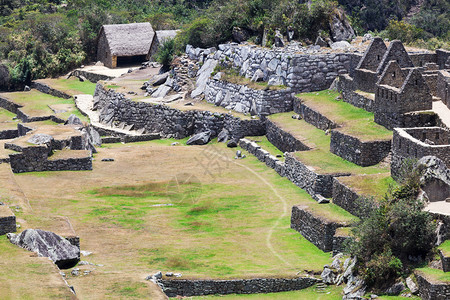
0 0 449 299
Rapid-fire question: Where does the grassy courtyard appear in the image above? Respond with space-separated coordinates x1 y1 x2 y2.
37 78 97 96
2 140 360 298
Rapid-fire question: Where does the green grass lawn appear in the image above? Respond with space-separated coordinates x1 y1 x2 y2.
335 174 396 198
190 284 343 299
293 149 389 175
39 78 97 96
0 236 74 298
297 90 392 141
438 240 450 256
0 108 18 130
246 136 285 158
0 90 88 122
416 267 450 283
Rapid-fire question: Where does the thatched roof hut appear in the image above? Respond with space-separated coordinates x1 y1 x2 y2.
97 23 156 68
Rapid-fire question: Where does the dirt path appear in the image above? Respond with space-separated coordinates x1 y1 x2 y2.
433 100 450 129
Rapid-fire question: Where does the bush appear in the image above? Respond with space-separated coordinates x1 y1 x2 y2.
347 160 436 289
155 39 175 67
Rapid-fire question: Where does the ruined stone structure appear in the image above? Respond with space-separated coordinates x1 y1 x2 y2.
391 127 450 179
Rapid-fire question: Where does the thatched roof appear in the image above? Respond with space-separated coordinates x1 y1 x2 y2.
101 23 155 56
156 30 179 43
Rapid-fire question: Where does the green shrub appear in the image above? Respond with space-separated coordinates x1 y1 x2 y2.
155 39 175 67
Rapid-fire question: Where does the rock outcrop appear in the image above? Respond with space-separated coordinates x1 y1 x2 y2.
7 229 80 269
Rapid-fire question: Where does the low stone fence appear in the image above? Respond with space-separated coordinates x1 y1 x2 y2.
15 108 64 124
205 79 294 115
416 272 450 300
266 119 310 153
374 111 438 130
284 153 350 198
439 250 450 273
31 82 71 99
160 276 320 297
239 138 285 177
391 127 450 178
0 95 21 114
291 205 351 252
337 74 374 112
330 130 391 167
96 84 265 141
71 69 114 83
293 99 338 131
8 147 92 173
0 205 16 236
0 128 19 140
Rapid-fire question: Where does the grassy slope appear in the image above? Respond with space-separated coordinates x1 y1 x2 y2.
0 108 19 130
335 174 396 198
0 236 75 299
297 90 392 141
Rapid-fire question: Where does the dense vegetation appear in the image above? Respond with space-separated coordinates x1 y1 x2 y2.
0 0 448 87
347 160 436 290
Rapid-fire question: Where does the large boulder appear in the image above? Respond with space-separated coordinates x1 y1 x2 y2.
186 131 211 145
191 59 218 98
7 229 80 269
65 114 83 126
417 156 450 202
330 41 351 50
329 10 355 42
27 134 54 145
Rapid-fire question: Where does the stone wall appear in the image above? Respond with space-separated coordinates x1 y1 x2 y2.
71 70 114 83
0 206 16 236
239 138 285 177
436 49 450 70
31 82 71 99
330 130 391 167
0 95 20 114
8 147 92 173
0 129 19 140
284 153 350 198
392 127 450 173
195 43 360 93
332 178 376 219
409 53 438 68
204 79 294 115
337 74 374 112
266 119 310 153
437 70 450 108
439 250 450 273
374 111 438 130
416 272 450 300
332 232 350 256
291 205 350 252
96 84 265 140
160 277 320 297
293 100 338 131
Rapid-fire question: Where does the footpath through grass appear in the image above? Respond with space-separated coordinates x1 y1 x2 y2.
297 90 392 141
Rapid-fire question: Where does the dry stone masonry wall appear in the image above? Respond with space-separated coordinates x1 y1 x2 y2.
160 277 320 297
416 272 450 300
95 84 265 140
330 130 391 167
290 205 351 252
204 79 294 115
265 119 310 153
